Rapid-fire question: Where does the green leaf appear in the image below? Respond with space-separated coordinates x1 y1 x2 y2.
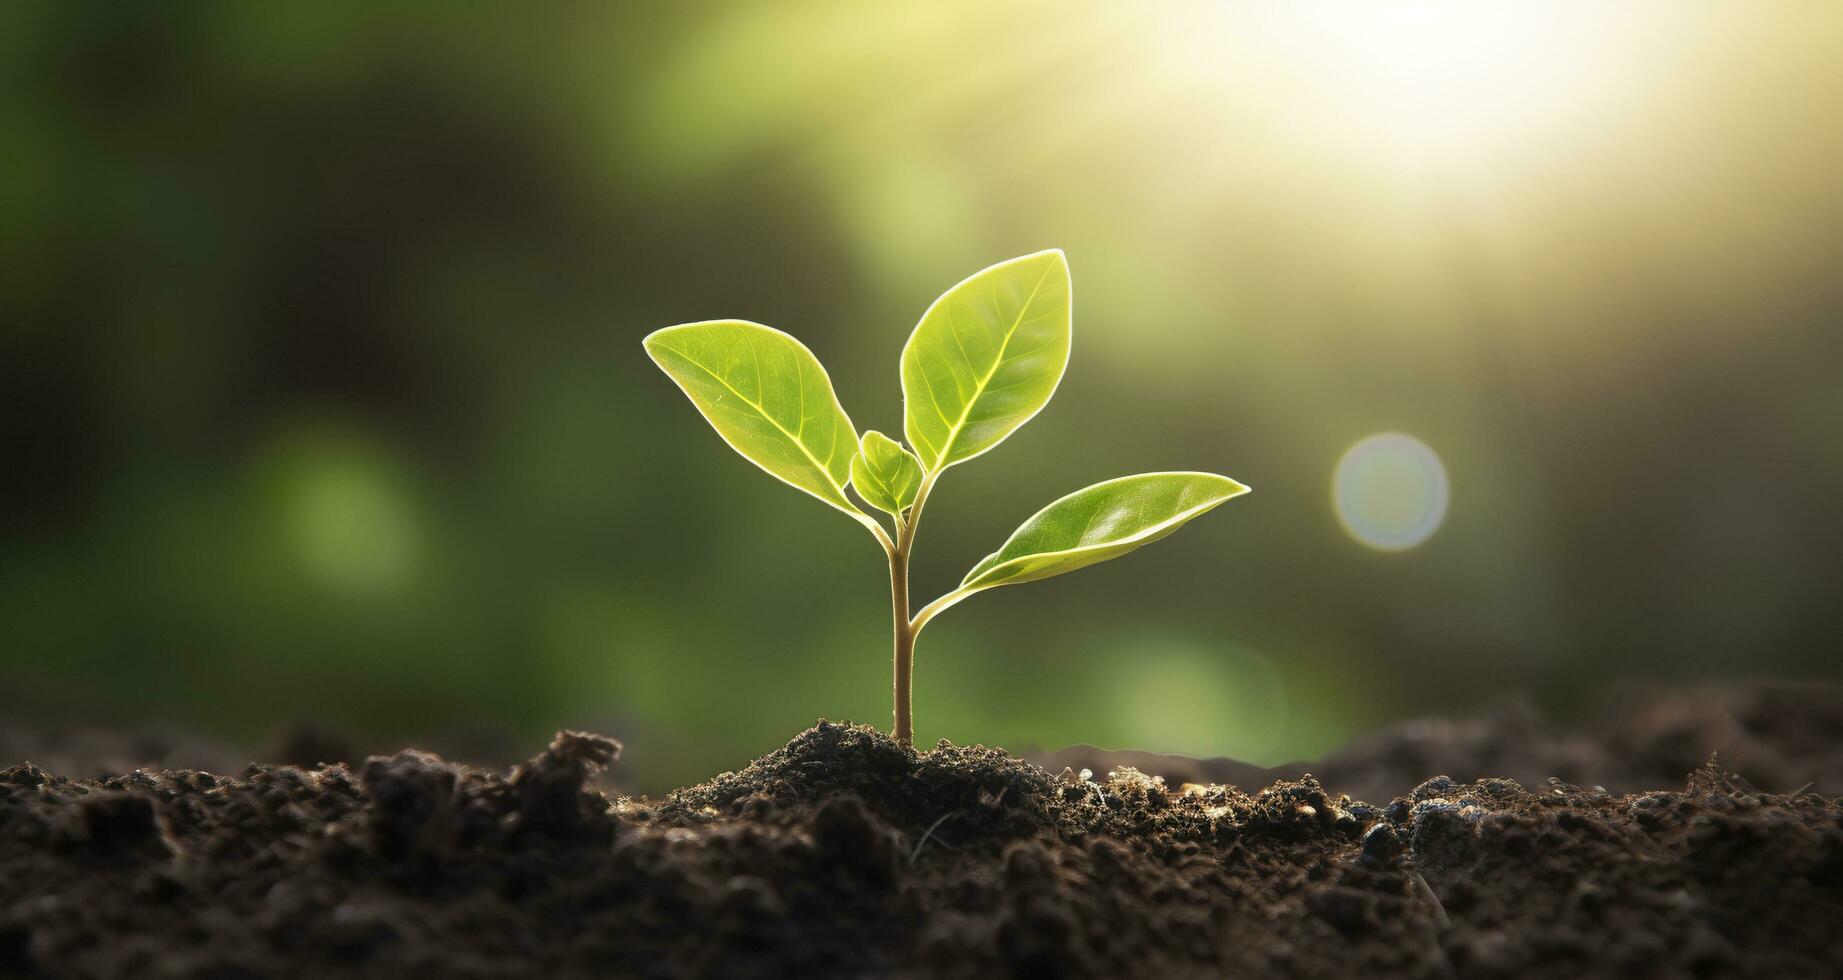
902 249 1071 473
851 430 922 516
644 320 861 516
960 472 1248 592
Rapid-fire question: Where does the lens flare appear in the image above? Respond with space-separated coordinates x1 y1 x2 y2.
1333 432 1449 551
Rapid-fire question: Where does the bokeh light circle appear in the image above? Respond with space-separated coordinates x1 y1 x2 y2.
1108 638 1289 761
1333 432 1449 551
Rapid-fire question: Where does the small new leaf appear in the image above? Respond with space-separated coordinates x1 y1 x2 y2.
960 472 1248 592
644 320 861 516
851 430 922 517
902 249 1071 473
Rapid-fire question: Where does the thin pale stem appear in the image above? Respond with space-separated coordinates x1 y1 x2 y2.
903 470 941 549
909 586 973 635
852 510 896 555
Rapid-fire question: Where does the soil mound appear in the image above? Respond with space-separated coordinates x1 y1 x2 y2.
2 720 1841 977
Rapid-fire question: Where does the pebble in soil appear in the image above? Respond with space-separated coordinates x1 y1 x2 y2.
0 720 1839 978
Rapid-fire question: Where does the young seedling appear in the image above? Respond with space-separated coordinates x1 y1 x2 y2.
644 251 1248 747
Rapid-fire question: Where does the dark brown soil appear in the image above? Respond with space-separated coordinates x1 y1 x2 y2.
4 697 1842 978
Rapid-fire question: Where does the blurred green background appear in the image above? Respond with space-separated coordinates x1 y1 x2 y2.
5 2 1841 792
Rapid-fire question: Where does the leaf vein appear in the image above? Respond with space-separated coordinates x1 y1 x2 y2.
653 342 845 497
934 261 1056 463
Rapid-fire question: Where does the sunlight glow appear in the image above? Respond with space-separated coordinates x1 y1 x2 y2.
1149 0 1640 176
1288 2 1603 154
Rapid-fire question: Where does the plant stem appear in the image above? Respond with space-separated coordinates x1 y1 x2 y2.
888 470 941 748
889 538 914 747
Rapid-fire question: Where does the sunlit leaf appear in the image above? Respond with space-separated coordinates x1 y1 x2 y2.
851 429 922 516
960 472 1248 592
644 320 860 515
901 250 1071 473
